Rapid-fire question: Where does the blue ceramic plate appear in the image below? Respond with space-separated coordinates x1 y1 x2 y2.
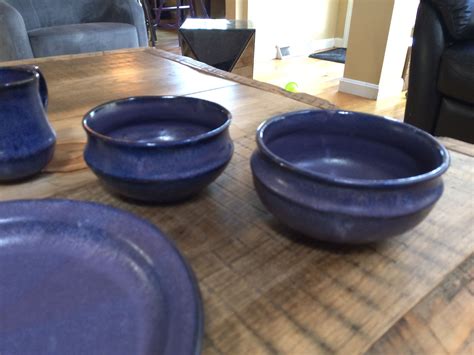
0 199 202 354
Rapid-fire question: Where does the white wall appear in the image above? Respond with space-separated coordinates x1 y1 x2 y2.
378 0 419 98
247 0 341 60
339 0 419 99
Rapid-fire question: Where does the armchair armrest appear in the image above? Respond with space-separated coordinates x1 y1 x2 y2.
101 0 148 47
0 1 34 62
404 1 446 133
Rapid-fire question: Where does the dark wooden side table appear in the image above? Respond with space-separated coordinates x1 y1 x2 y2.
179 18 256 78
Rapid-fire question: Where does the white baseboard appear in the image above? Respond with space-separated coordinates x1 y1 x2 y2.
273 38 336 60
338 77 379 99
311 38 336 52
334 38 345 48
339 77 404 100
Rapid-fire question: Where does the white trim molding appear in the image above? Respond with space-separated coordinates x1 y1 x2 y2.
338 77 379 99
310 38 336 52
274 38 336 60
334 38 345 48
339 77 405 100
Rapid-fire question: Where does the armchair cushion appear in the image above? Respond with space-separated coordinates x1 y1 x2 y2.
0 1 33 61
28 23 139 58
438 41 474 104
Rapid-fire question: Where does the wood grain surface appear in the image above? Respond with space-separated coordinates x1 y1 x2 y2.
366 255 474 354
1 48 473 354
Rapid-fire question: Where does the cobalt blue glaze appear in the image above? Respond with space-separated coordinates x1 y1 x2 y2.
83 96 233 203
0 66 56 181
0 199 203 355
250 110 450 244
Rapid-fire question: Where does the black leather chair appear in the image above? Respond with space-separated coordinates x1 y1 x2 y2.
405 0 474 143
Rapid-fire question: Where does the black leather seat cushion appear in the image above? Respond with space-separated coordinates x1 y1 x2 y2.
438 41 474 104
436 98 474 142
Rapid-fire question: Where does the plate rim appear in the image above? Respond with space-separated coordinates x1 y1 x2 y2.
0 198 203 355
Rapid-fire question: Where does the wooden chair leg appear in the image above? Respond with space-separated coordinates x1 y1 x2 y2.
153 0 207 30
188 0 197 18
141 0 156 46
193 0 208 18
153 0 165 28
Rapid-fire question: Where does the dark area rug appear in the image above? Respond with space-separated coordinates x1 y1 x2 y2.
309 48 346 64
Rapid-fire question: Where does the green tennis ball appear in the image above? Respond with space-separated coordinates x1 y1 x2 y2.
284 82 299 93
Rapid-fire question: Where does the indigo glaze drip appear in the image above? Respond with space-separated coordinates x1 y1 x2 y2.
0 65 55 181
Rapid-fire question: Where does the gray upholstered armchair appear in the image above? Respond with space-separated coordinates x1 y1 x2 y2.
0 0 148 62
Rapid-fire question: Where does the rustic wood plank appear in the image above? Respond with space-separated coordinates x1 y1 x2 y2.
439 137 474 157
366 255 474 354
0 47 148 66
0 49 473 354
186 85 316 139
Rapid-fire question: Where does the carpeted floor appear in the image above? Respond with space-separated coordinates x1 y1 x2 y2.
309 48 346 64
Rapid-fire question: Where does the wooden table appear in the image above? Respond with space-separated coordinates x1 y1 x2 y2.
1 48 473 354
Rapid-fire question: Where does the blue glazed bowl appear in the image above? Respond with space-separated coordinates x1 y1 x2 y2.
83 96 233 203
250 110 450 244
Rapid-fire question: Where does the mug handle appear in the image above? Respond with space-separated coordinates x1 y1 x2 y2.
16 65 48 110
32 65 48 110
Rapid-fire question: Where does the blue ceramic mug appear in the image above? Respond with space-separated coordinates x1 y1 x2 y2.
0 65 56 182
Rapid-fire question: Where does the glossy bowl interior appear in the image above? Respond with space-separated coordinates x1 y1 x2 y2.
257 110 449 186
83 96 231 146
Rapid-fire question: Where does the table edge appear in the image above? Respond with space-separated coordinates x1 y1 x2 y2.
144 48 337 110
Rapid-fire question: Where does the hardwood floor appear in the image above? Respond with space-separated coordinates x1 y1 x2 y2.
254 57 407 120
155 30 407 120
155 29 182 55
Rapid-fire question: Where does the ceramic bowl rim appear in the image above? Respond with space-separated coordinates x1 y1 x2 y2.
0 66 40 89
82 96 232 148
256 109 450 188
